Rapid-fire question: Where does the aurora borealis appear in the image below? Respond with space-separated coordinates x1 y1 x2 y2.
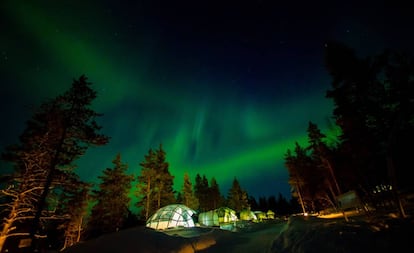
1 1 412 200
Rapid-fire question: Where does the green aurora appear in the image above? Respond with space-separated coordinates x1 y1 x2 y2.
2 0 407 201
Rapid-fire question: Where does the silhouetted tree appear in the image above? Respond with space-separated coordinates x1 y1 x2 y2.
194 174 209 212
306 121 339 210
267 195 277 212
208 177 224 209
123 209 141 228
324 41 381 194
135 148 157 220
258 196 268 212
57 178 91 251
284 143 308 213
153 144 175 209
135 144 175 220
86 153 133 238
227 177 249 212
275 193 290 215
248 196 259 211
0 75 109 251
176 192 183 203
180 172 199 210
324 41 414 217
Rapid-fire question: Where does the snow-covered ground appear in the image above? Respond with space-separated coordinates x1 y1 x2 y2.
63 212 413 253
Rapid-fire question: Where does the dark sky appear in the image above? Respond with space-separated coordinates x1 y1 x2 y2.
1 0 413 201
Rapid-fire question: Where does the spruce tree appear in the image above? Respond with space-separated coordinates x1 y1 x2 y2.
306 121 340 210
324 42 414 217
194 173 209 212
180 172 199 210
227 177 249 212
209 177 223 210
0 75 109 251
154 144 175 208
57 177 91 250
285 142 317 212
87 153 133 238
135 148 157 220
135 144 175 220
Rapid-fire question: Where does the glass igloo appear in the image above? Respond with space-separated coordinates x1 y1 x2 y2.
146 204 197 230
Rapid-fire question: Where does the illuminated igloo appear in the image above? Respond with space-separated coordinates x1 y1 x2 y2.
146 204 197 230
198 207 238 227
240 209 258 222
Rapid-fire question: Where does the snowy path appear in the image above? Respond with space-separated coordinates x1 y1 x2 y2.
63 215 413 253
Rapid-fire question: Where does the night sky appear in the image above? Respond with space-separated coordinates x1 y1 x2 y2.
1 1 413 201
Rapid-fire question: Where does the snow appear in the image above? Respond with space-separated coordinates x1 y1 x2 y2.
62 212 413 253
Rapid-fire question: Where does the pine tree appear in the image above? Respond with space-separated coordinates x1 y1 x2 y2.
176 192 183 204
154 144 175 209
57 178 91 251
135 144 175 220
194 174 209 212
135 148 157 221
180 173 199 210
209 177 223 210
248 196 259 211
285 142 314 213
324 41 382 195
87 153 134 238
258 196 268 211
324 42 414 217
0 75 109 251
227 177 249 213
306 121 340 210
276 193 290 216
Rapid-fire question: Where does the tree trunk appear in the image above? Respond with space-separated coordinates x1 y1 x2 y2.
323 156 341 196
157 183 163 210
29 128 67 252
0 194 20 252
0 236 6 253
77 216 83 242
296 182 306 214
386 112 406 218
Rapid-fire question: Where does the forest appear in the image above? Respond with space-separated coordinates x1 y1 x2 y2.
1 41 413 252
285 42 414 218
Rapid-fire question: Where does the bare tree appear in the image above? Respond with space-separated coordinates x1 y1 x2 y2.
1 75 109 252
